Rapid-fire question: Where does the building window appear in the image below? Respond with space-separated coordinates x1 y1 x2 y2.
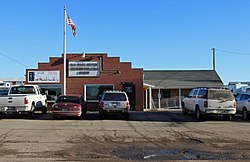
162 90 170 98
84 84 114 102
39 84 62 102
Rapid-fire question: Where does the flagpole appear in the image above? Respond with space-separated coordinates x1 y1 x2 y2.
63 6 67 95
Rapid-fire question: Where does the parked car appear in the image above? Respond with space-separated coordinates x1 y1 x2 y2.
182 87 236 121
52 95 86 119
0 85 47 119
99 91 130 119
235 93 250 120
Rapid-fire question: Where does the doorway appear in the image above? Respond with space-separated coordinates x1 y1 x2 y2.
122 83 136 111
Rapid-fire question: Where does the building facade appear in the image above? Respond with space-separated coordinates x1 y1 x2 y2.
26 53 144 111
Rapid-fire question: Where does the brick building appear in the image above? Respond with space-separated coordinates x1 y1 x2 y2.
26 53 144 111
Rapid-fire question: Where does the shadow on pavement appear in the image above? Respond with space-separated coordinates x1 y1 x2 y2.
2 109 250 124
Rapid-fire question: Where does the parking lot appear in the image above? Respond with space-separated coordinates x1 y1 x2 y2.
0 110 250 161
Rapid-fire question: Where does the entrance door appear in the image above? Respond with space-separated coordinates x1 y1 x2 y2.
122 83 136 111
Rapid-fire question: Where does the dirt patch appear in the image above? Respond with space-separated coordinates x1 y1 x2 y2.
18 136 249 161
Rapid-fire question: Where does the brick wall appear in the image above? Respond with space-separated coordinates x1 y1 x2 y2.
26 53 144 111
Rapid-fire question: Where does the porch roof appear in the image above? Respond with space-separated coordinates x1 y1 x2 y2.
143 70 223 89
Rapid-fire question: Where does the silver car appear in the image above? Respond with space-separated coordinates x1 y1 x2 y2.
99 91 130 119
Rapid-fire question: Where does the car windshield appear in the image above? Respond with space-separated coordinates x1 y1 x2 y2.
56 96 80 104
208 90 234 101
104 93 126 101
9 86 36 94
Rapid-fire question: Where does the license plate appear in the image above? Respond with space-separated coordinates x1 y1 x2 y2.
62 108 69 111
7 107 16 111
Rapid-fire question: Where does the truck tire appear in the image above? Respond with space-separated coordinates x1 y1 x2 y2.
42 107 47 114
223 114 232 121
124 113 130 120
99 109 104 120
182 103 188 115
243 108 249 120
80 108 87 119
0 113 6 119
28 105 35 119
195 107 204 121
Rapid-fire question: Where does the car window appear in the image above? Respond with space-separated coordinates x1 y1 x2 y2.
9 86 36 94
192 90 199 98
208 90 234 101
188 89 195 97
240 94 250 101
240 94 247 101
235 94 241 101
198 89 207 98
103 93 127 101
56 96 80 104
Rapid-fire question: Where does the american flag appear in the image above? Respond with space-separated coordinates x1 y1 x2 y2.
67 15 76 37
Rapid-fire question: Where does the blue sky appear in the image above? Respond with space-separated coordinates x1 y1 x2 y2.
1 0 250 85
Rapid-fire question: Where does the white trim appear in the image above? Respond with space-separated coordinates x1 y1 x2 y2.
158 89 161 108
149 87 152 109
143 83 155 88
145 89 148 109
179 88 182 109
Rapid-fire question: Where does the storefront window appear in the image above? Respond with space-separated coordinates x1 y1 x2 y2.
39 84 62 102
85 84 114 102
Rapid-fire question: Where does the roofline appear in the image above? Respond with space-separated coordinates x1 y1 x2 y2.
143 69 216 72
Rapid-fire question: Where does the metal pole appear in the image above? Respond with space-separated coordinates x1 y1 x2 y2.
212 48 216 71
63 6 67 95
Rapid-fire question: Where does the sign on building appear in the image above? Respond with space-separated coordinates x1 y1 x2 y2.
28 71 60 83
68 61 100 77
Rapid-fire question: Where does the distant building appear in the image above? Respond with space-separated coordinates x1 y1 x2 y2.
228 82 250 94
0 78 25 86
143 70 223 109
0 78 25 95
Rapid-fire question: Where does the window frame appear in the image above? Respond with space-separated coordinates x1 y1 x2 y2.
84 84 115 102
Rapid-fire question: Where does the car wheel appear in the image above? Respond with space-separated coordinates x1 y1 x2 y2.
196 108 203 121
28 105 35 119
0 113 6 119
99 109 104 120
243 109 248 120
182 103 188 115
80 109 87 119
223 114 233 121
124 113 130 120
42 107 47 114
52 115 58 120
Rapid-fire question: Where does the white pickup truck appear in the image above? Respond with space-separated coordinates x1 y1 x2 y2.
0 85 47 118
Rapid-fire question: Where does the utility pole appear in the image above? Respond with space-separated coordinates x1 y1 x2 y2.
211 48 216 71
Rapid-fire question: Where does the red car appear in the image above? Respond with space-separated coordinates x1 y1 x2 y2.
52 95 86 119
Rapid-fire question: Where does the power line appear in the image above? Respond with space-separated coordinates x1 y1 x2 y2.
0 52 28 67
216 49 250 56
